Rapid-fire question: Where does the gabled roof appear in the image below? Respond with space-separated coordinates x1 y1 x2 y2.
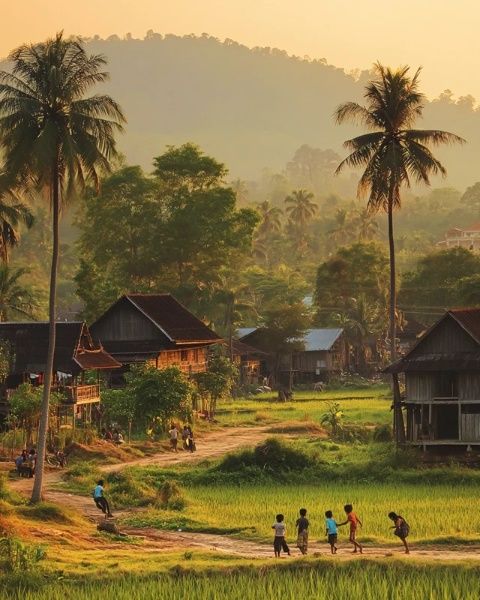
231 339 269 357
303 328 344 351
94 294 221 345
238 327 343 352
385 308 480 373
0 322 120 373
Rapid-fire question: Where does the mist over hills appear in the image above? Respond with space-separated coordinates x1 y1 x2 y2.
52 34 480 189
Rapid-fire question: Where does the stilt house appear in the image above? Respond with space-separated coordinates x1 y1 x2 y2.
0 321 120 423
385 308 480 449
90 294 222 383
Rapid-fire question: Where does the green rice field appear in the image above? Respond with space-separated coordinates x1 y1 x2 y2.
4 563 480 600
125 481 480 545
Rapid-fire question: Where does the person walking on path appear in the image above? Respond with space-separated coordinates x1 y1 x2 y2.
272 513 291 557
169 424 179 453
325 510 338 554
338 504 363 553
93 479 113 518
296 508 309 555
388 512 410 554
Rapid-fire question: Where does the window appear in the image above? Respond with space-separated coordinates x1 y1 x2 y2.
181 350 188 362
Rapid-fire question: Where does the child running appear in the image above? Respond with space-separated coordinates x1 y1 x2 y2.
272 514 291 557
325 510 338 554
388 512 410 554
92 479 113 518
296 508 309 555
338 504 363 553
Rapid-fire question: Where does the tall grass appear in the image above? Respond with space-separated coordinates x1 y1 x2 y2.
2 562 480 599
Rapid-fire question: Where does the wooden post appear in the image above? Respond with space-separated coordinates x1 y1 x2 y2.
392 373 406 446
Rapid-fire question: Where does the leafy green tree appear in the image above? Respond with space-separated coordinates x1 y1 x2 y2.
400 247 480 316
460 182 480 209
315 242 389 315
8 384 59 447
335 63 463 362
126 365 193 430
100 388 136 442
0 32 124 502
0 265 38 321
195 355 238 417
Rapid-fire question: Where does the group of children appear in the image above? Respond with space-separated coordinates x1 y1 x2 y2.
168 424 196 453
273 504 410 556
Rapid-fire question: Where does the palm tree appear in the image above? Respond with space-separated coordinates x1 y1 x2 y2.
0 192 34 262
335 64 463 444
256 200 283 236
284 189 317 227
230 178 249 205
354 207 379 242
327 208 354 247
335 64 463 363
0 265 37 320
0 33 125 502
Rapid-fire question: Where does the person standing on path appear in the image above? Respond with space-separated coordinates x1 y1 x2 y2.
325 510 338 554
272 514 291 557
296 508 309 555
169 424 179 453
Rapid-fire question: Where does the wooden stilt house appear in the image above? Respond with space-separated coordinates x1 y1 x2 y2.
0 322 120 423
385 308 480 449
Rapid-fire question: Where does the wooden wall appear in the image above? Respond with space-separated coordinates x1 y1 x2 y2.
406 373 434 401
92 300 164 342
409 315 478 357
156 347 208 374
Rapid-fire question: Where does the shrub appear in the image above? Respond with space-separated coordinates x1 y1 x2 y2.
373 424 394 442
156 480 186 511
0 537 45 572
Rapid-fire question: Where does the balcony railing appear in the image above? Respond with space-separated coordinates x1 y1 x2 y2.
54 384 101 405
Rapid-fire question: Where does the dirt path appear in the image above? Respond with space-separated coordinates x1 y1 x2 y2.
8 424 480 562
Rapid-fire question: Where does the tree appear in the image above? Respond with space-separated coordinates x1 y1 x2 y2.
126 365 193 430
100 388 136 442
461 182 480 210
335 64 463 444
354 207 379 242
0 33 125 502
335 64 463 363
195 355 238 418
8 384 59 447
399 247 480 317
0 190 34 262
284 189 318 227
0 265 38 320
327 208 355 247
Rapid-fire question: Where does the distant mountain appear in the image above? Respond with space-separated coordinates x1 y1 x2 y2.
16 34 480 188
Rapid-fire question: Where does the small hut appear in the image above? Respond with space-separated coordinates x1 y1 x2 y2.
385 308 480 450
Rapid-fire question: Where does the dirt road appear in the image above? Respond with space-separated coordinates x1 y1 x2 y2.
9 425 480 562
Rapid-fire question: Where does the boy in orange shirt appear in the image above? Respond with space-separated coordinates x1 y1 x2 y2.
338 504 363 553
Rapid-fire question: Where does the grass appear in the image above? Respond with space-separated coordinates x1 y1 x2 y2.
2 562 480 599
217 387 391 427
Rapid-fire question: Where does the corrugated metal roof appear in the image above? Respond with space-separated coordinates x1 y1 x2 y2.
237 327 256 338
303 328 344 351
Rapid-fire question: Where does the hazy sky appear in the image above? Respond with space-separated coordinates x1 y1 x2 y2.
2 0 479 100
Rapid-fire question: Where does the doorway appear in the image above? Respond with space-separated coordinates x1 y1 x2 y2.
434 405 459 440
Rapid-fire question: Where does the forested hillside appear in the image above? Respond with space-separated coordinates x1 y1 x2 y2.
77 33 479 188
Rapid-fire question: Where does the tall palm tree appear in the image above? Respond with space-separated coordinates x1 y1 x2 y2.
256 200 283 236
335 64 463 363
284 189 317 227
335 64 463 444
354 207 379 242
0 265 37 320
0 33 125 502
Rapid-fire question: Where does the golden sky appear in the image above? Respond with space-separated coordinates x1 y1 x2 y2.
2 0 478 100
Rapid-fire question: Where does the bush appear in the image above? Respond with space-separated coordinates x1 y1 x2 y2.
156 480 186 511
0 537 46 572
373 424 394 442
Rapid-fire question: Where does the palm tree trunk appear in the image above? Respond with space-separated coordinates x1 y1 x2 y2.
31 163 60 503
387 189 405 445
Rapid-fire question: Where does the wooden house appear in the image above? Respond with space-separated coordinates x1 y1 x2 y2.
0 321 120 422
230 339 268 385
90 294 222 383
385 308 480 449
238 327 348 385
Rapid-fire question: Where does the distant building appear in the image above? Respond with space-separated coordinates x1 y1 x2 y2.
238 327 348 385
437 223 480 252
230 340 269 386
385 308 480 450
90 294 222 385
0 322 120 423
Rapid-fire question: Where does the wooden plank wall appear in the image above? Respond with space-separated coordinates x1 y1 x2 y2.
93 301 163 342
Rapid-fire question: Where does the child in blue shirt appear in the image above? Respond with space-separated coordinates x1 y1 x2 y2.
325 510 338 554
93 479 113 518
